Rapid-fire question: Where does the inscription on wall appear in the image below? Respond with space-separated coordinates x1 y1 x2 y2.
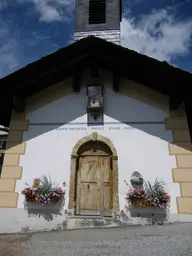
56 126 136 131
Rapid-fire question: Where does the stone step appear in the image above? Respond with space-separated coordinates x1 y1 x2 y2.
66 216 120 230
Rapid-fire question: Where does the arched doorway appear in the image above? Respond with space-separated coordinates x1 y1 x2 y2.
68 132 119 217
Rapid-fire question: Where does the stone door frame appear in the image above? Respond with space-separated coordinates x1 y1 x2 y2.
68 132 119 217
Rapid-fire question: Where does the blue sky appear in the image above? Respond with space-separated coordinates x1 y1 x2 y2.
0 0 192 78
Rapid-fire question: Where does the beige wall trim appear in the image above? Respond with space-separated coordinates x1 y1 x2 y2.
1 167 23 179
169 142 192 155
165 117 188 130
0 192 19 208
173 130 191 142
0 110 28 208
172 169 192 182
176 156 192 168
68 132 119 215
176 198 192 214
167 108 192 214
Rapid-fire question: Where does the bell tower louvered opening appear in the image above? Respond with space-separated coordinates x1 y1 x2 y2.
89 0 106 24
74 0 122 45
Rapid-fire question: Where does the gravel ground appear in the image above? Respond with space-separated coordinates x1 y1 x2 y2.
0 223 192 256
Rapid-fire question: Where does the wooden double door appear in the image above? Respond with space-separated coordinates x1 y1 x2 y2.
76 155 112 217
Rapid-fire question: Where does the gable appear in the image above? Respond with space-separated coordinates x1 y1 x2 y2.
25 69 170 124
0 36 191 127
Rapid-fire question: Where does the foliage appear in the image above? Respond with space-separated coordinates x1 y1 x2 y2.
21 175 65 206
37 175 58 195
144 178 167 199
125 178 171 209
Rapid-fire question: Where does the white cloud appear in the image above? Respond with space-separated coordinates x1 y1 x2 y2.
0 0 7 10
18 0 75 22
121 9 192 62
0 21 19 77
1 3 192 77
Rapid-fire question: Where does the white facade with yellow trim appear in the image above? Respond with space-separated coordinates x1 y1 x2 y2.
1 72 192 233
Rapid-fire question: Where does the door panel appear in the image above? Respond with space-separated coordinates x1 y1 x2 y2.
77 156 101 215
79 183 101 215
80 156 101 182
76 155 112 217
103 157 110 182
102 157 112 217
103 186 110 209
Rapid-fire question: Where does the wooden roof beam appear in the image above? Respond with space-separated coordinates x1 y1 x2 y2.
13 94 25 112
73 73 81 92
113 72 120 91
169 96 182 110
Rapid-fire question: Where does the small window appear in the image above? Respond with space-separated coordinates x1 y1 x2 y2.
89 0 106 24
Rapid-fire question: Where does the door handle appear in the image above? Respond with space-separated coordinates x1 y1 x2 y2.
87 184 90 190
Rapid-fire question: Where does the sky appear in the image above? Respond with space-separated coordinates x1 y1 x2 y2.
0 0 192 78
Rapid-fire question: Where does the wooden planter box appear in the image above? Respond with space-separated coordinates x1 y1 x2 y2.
25 196 61 204
131 199 151 208
130 199 168 210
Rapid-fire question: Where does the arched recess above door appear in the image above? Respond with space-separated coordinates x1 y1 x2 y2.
71 132 118 158
68 132 119 215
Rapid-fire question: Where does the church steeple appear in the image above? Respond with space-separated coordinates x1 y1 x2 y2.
74 0 122 45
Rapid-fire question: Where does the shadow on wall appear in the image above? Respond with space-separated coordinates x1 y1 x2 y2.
125 205 169 225
1 76 191 218
2 81 190 154
117 207 169 226
24 199 65 222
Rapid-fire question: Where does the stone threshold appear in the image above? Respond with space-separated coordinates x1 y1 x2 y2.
66 216 119 230
67 215 113 220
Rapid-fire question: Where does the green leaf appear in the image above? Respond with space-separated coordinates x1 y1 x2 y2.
37 174 58 195
144 178 167 199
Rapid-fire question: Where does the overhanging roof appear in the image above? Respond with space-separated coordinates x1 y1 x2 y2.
1 36 191 98
0 36 192 126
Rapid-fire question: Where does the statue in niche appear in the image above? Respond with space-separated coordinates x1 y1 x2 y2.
88 86 102 108
130 171 144 189
90 98 100 107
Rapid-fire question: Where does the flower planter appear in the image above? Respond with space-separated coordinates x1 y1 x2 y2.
22 175 66 206
131 199 151 208
129 206 168 220
125 179 171 212
130 199 169 210
25 196 62 204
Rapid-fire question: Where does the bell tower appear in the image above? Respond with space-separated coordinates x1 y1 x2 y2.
74 0 122 45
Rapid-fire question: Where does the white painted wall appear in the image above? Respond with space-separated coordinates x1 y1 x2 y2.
1 79 190 234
